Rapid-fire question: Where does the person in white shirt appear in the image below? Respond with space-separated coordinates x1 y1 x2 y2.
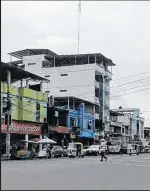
100 139 107 161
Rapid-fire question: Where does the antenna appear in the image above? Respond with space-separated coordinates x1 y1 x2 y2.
78 0 81 54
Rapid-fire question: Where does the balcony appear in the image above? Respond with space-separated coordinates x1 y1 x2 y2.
94 96 99 104
110 121 122 127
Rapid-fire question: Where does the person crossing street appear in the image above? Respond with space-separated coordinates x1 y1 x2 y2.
100 139 107 162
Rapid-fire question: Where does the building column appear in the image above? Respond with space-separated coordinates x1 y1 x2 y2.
26 79 30 88
40 82 43 92
68 97 70 109
25 134 28 149
39 135 42 151
20 80 23 87
6 70 11 158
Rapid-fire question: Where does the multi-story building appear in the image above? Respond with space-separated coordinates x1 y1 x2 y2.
46 96 96 146
8 49 115 136
111 108 145 141
144 127 150 141
109 110 131 144
1 62 48 154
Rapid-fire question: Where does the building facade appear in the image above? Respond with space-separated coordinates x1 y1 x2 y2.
109 110 131 144
8 49 115 135
1 81 47 138
111 108 145 141
47 97 96 146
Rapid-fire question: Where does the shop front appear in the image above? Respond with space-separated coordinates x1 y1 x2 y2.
1 120 42 154
48 126 70 147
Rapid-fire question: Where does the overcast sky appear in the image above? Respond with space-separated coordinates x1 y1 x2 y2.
1 1 150 126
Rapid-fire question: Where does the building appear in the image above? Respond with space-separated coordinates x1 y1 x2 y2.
109 110 131 144
8 49 115 136
144 127 150 141
1 62 48 155
111 108 145 141
47 96 98 146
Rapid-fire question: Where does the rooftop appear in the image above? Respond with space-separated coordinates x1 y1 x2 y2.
8 49 115 67
8 49 57 59
1 62 49 83
54 96 98 106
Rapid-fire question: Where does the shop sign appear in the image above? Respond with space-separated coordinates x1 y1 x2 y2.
1 122 41 135
78 103 84 130
79 131 94 138
70 133 76 139
48 126 69 134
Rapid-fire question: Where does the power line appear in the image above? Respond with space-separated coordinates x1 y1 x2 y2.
111 80 150 93
110 86 150 99
110 77 150 89
112 72 149 81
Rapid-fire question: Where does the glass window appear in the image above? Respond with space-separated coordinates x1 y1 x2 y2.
70 117 76 127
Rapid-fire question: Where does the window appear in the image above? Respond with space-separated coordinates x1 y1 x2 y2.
42 60 54 68
70 117 76 127
60 90 67 92
28 63 36 66
45 75 50 78
122 128 125 134
61 74 68 76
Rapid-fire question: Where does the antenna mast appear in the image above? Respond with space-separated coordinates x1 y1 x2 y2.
78 0 81 54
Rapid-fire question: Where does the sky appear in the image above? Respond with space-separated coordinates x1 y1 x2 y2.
1 1 150 126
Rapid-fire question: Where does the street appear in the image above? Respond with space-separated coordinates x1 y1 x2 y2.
2 154 150 190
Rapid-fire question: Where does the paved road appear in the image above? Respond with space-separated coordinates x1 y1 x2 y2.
2 154 150 190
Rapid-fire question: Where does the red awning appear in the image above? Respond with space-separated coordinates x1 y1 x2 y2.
48 126 69 134
1 121 41 135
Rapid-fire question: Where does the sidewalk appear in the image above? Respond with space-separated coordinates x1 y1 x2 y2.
1 155 10 161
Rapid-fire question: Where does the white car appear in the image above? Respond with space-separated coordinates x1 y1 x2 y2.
85 145 100 156
127 144 139 155
83 146 89 154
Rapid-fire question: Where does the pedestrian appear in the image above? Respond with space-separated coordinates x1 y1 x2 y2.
100 139 107 162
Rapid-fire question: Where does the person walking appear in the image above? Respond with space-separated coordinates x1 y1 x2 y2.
100 139 107 161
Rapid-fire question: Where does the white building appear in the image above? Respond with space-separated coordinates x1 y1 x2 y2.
8 49 115 134
111 108 145 140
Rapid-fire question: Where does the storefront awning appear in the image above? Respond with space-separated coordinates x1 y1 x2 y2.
48 126 69 134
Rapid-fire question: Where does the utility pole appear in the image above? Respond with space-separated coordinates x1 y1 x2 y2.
78 0 81 54
6 70 11 158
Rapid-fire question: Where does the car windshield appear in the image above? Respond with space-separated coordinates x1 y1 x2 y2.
89 145 98 149
68 143 76 148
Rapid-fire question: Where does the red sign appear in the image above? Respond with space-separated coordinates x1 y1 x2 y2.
1 121 41 135
48 126 69 134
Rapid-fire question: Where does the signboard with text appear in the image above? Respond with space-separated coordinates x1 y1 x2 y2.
78 103 84 131
1 121 41 135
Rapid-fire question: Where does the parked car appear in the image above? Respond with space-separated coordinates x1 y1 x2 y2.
108 141 122 154
51 146 64 158
85 145 100 156
83 146 89 155
127 144 139 155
